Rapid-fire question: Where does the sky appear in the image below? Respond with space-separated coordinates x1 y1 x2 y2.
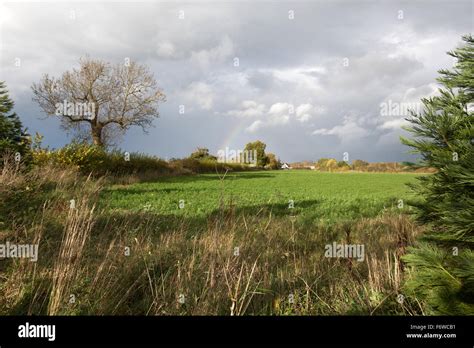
0 0 472 163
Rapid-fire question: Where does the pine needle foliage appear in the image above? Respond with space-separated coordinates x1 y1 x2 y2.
401 35 474 315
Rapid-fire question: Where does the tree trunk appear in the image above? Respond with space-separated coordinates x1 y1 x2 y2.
91 124 103 147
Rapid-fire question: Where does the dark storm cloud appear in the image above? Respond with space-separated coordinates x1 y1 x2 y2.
0 0 471 162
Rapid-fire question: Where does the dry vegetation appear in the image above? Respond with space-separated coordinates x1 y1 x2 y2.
0 161 425 315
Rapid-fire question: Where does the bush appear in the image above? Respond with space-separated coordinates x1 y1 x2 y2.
337 161 350 171
265 153 281 170
189 147 217 161
102 150 172 176
169 157 255 174
33 142 172 177
352 159 369 170
32 142 257 179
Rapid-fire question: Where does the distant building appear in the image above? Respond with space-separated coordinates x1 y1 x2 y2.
281 163 291 169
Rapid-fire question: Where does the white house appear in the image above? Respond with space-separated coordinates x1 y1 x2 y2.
281 163 291 170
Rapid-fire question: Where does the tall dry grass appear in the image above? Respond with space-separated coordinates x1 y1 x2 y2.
0 160 424 315
0 159 102 315
48 196 96 315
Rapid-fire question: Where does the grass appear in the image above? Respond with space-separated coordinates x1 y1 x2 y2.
0 164 426 316
101 170 420 222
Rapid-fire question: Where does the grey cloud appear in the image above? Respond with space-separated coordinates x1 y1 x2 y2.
0 1 471 162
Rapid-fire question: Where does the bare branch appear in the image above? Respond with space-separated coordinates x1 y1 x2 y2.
31 57 165 147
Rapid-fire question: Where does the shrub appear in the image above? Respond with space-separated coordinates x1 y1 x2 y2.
169 157 254 174
189 147 217 161
337 161 350 171
33 142 172 177
32 142 258 179
325 159 338 171
352 159 369 170
265 153 281 170
102 150 171 176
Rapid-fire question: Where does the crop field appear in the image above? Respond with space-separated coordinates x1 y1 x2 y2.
101 171 421 224
1 167 427 316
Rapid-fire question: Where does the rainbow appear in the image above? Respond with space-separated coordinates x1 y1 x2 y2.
218 118 250 151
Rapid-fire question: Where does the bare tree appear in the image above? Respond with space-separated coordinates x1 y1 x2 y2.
32 57 166 147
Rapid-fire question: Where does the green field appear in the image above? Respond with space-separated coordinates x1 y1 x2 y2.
101 171 420 223
2 165 427 315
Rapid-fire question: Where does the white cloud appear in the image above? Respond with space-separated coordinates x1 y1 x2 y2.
295 104 325 122
260 66 325 94
380 27 461 64
226 100 266 117
312 116 369 141
182 82 214 110
190 36 234 70
268 113 290 125
228 100 328 131
268 102 290 115
242 100 258 109
379 118 410 130
156 41 176 58
229 101 326 132
246 120 263 133
267 102 324 124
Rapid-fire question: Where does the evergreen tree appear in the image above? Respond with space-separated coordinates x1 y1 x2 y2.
0 81 31 162
401 35 474 315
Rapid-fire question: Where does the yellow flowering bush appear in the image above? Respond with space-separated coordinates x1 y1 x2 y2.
32 142 171 176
